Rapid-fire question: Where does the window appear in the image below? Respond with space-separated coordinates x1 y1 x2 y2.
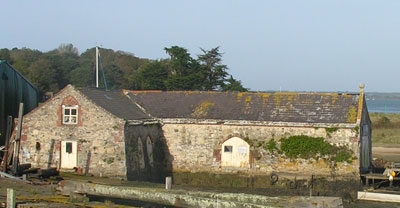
224 145 233 153
62 105 78 124
66 142 72 154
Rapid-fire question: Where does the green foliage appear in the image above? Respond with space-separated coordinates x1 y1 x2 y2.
375 116 392 128
275 135 355 163
265 139 278 154
198 47 228 90
332 149 353 163
139 61 168 90
1 44 247 100
104 157 114 164
280 136 333 159
353 126 359 134
325 127 338 134
221 75 248 92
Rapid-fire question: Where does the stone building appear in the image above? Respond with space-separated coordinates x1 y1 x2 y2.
20 85 170 181
20 84 371 180
125 85 371 177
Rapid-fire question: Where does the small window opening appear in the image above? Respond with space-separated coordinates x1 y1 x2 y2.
224 145 233 153
62 105 78 124
35 142 41 151
66 142 72 154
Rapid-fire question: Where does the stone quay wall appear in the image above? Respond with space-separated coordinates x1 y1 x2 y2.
20 85 127 178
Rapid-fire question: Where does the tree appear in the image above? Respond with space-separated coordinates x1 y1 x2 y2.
221 75 248 92
197 47 228 90
0 49 11 63
27 58 58 96
139 60 168 90
164 46 204 90
55 43 79 56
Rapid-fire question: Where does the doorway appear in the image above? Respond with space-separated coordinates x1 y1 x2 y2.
61 140 78 169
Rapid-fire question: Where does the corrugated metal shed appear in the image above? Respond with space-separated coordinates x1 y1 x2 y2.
0 60 38 145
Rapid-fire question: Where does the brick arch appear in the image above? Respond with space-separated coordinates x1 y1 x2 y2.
57 95 83 126
219 133 243 145
62 95 79 106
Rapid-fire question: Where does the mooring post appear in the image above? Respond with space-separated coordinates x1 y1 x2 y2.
7 188 16 208
309 174 313 197
165 176 172 189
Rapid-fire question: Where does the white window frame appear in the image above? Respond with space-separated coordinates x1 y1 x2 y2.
62 105 78 125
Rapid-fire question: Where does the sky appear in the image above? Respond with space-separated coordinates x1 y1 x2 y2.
1 1 400 92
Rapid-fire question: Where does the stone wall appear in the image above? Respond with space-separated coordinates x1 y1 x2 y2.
161 121 360 177
20 85 127 178
124 123 171 182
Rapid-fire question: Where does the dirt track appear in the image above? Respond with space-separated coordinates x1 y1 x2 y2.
373 146 400 163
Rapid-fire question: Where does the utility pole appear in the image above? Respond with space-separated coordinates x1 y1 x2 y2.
95 47 99 88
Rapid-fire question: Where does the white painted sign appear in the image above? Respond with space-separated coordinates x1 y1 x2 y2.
238 146 248 154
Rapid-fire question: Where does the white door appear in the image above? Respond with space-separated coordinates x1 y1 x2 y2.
61 141 77 169
221 137 250 168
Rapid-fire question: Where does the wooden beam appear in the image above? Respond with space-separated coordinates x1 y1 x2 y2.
2 116 12 172
358 191 400 203
12 103 23 174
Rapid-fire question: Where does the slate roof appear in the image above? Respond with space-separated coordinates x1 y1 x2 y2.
125 91 361 123
79 88 150 120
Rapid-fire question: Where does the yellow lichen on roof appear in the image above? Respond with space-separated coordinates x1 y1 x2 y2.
261 93 271 106
192 101 216 117
331 93 339 105
272 92 298 107
245 96 252 110
342 93 353 98
274 92 298 96
347 106 357 123
182 91 220 95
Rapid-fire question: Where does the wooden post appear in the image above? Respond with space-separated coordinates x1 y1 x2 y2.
12 103 24 174
7 188 15 208
2 116 12 172
309 175 313 197
165 176 172 189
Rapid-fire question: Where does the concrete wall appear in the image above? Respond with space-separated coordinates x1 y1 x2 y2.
20 85 127 178
162 121 360 177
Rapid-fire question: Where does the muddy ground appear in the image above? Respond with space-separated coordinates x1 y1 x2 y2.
0 172 400 208
373 145 400 165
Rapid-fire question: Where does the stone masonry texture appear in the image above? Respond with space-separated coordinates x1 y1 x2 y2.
20 85 127 177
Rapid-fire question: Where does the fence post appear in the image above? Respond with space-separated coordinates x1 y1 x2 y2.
165 176 172 189
7 188 16 208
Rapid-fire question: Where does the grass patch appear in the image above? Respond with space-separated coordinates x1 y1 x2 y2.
370 113 400 145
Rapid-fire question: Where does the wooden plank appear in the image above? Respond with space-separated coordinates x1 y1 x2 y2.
0 170 27 183
12 103 23 174
358 191 400 203
2 116 13 172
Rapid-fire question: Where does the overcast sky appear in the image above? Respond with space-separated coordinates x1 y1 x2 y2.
1 1 400 92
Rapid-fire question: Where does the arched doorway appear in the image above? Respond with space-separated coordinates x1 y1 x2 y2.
146 136 154 167
221 137 250 168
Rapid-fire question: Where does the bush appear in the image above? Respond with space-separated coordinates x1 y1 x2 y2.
375 116 392 128
265 139 278 154
332 149 353 163
280 135 333 159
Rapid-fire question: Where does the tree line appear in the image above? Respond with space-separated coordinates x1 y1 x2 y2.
0 44 247 100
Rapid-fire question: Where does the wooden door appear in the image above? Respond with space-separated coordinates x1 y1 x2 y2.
61 141 77 169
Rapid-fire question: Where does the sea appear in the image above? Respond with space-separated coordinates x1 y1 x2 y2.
366 99 400 114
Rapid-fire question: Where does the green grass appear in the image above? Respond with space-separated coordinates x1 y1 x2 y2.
370 113 400 145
